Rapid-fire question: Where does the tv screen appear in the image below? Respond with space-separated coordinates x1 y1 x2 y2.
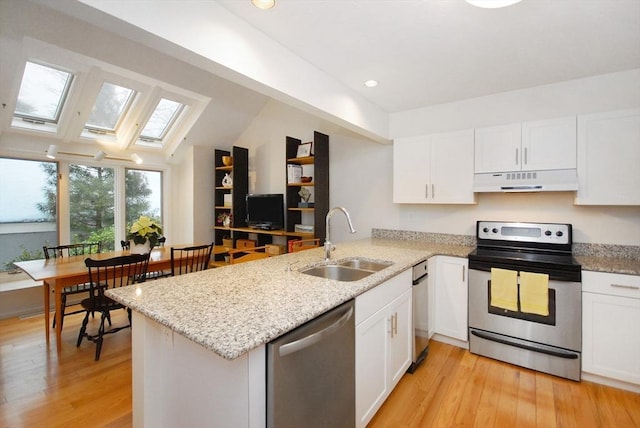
245 194 284 230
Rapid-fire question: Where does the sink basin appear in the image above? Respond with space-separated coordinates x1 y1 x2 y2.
337 258 392 272
301 265 375 282
301 258 392 282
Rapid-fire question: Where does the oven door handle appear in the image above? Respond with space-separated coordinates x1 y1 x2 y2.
471 330 579 359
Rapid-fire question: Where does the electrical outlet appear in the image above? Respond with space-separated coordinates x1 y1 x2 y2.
161 325 173 348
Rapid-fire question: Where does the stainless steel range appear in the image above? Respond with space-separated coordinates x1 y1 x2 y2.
468 221 582 381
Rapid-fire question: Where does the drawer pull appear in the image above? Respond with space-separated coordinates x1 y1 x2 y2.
611 283 640 290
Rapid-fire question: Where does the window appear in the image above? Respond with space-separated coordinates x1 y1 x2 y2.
125 169 163 225
0 158 57 275
139 98 184 142
14 61 73 124
69 164 115 251
85 82 135 134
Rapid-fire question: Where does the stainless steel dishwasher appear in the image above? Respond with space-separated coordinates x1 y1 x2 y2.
407 259 429 373
267 299 355 428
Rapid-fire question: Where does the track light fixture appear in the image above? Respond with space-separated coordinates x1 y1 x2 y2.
93 150 106 161
130 153 143 164
46 144 58 159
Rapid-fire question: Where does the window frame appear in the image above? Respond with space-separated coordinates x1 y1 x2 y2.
83 81 137 135
13 61 75 125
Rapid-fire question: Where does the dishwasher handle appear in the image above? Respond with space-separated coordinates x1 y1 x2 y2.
279 305 354 357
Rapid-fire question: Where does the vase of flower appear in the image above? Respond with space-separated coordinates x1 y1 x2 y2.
130 239 151 254
127 215 163 254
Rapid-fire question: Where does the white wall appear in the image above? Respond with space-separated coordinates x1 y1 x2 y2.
182 71 640 247
231 100 399 244
389 70 640 245
170 148 195 245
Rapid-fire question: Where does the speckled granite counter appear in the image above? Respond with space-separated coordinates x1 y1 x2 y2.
573 242 640 276
575 256 640 276
106 234 639 361
106 238 473 360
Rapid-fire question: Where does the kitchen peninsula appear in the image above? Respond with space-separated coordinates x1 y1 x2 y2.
107 233 640 427
107 237 472 427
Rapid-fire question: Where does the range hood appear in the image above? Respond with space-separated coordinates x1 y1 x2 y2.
473 169 578 193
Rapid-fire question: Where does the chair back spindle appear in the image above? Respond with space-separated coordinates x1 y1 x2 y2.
171 243 214 276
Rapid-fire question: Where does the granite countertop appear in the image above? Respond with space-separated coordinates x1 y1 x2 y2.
575 255 640 276
106 234 639 361
106 238 473 360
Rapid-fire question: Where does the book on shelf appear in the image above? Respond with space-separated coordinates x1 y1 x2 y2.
287 164 302 183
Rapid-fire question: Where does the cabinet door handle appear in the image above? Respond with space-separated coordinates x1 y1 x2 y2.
389 313 398 338
515 148 519 165
425 184 429 199
462 266 466 282
611 283 640 290
524 147 528 165
432 184 435 199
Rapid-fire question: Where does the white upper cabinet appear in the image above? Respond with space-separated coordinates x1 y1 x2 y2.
522 117 577 171
474 117 577 173
575 108 640 206
393 129 475 204
474 123 522 173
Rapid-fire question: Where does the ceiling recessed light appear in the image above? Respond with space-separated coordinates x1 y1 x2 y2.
364 80 378 88
251 0 276 10
465 0 522 8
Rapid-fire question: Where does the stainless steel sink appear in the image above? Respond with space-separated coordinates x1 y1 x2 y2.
300 258 392 282
337 259 391 272
301 265 374 282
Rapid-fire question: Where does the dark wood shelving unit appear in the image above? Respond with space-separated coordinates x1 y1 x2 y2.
213 146 248 263
285 131 329 246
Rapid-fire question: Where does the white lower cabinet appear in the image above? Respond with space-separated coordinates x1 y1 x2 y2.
355 269 412 428
433 256 468 342
582 271 640 386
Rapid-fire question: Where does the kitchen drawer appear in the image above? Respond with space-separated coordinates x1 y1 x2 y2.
582 271 640 299
355 269 411 325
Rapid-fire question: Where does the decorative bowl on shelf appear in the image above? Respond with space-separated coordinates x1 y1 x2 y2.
301 176 312 183
222 156 233 166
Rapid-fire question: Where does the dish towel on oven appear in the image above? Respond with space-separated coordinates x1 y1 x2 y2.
490 268 518 311
519 271 549 316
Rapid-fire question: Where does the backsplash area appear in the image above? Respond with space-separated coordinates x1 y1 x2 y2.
372 228 475 247
372 228 640 260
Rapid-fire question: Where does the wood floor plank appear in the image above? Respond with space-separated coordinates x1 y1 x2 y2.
2 315 640 428
534 372 557 428
473 356 504 428
494 363 520 427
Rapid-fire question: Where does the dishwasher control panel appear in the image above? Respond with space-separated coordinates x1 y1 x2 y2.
412 259 428 283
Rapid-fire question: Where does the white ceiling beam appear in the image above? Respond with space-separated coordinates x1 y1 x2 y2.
78 0 391 143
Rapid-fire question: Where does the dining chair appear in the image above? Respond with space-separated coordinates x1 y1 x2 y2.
77 253 150 361
289 238 321 252
228 245 270 264
43 242 102 329
171 243 214 276
122 237 170 279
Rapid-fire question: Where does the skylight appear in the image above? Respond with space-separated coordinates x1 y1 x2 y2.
85 82 135 133
139 98 184 142
14 61 73 124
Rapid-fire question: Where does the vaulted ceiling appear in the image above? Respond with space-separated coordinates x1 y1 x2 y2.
1 0 639 161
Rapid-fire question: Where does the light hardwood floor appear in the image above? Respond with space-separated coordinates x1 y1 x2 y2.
1 312 639 427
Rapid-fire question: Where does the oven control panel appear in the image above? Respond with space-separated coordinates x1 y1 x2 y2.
477 221 571 245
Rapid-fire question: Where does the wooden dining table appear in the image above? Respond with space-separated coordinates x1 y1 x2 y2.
14 246 182 353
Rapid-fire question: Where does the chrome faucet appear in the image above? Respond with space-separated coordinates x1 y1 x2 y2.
324 207 356 260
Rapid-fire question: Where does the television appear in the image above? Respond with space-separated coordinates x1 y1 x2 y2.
245 193 284 230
